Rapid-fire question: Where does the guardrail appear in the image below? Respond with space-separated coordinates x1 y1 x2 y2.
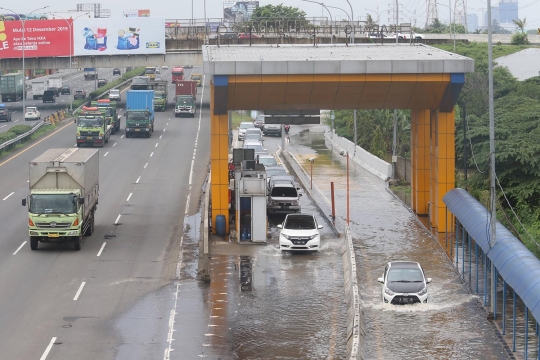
0 120 45 153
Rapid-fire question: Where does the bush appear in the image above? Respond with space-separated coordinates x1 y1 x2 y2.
511 33 529 45
9 125 32 135
0 131 18 144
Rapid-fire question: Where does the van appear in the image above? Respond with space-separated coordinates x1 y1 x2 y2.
42 90 56 103
267 176 301 214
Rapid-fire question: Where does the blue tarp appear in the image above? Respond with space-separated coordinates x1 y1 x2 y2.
443 188 540 321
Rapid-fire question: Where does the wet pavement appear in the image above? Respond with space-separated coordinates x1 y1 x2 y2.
285 125 510 359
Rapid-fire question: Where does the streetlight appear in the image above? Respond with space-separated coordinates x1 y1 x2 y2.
308 158 315 190
437 2 456 52
301 0 333 44
0 6 49 119
49 12 90 111
343 0 354 43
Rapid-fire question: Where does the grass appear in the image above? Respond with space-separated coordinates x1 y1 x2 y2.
0 120 66 160
231 111 253 129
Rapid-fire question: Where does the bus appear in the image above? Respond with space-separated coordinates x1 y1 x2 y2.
171 66 184 83
144 67 156 80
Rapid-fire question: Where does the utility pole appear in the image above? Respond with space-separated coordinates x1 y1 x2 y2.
392 0 399 179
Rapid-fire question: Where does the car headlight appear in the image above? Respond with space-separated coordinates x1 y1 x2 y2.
98 136 103 139
281 233 291 240
384 287 394 296
418 286 427 296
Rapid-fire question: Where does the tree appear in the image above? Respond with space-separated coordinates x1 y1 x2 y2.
249 4 308 32
513 18 526 33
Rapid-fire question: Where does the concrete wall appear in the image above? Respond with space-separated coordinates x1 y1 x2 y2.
324 129 392 181
396 156 412 183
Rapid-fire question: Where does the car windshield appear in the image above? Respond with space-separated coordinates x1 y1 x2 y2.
244 134 261 141
239 123 255 129
29 194 78 214
284 216 315 230
110 90 119 95
271 187 297 197
258 156 277 167
387 268 424 282
78 118 103 127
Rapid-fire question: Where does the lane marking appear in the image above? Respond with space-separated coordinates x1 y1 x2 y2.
0 121 73 167
150 152 154 157
104 152 109 157
160 135 163 139
115 214 121 224
73 282 86 301
155 143 159 148
144 163 148 169
3 192 14 200
39 337 57 360
113 142 117 147
121 135 125 139
97 242 106 257
126 192 132 201
13 241 27 255
136 176 141 183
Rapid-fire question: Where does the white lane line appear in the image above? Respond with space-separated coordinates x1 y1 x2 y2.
167 122 169 125
144 163 148 169
73 282 86 301
13 241 27 255
97 242 106 257
115 214 121 224
3 192 14 201
39 337 57 360
150 152 154 157
113 142 117 147
126 192 132 201
121 135 125 139
0 125 6 129
155 143 159 148
160 135 163 139
136 176 141 183
163 129 166 132
104 151 109 157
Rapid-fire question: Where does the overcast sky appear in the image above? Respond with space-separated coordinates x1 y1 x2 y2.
7 0 540 30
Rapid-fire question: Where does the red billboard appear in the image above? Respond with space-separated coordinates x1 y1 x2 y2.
0 19 73 58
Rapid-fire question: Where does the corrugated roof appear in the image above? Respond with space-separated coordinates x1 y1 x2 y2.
443 188 540 319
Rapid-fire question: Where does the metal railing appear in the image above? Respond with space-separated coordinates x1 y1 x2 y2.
0 120 45 152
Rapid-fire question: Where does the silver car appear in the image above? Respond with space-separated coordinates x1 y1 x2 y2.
238 122 255 141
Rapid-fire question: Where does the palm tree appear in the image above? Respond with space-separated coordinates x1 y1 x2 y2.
512 18 526 34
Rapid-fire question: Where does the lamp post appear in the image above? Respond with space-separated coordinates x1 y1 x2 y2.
437 2 456 52
49 12 89 111
309 158 315 190
0 6 49 118
344 0 354 43
301 0 333 44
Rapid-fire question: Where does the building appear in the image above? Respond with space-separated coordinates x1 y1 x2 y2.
466 13 479 32
76 3 111 18
499 0 518 23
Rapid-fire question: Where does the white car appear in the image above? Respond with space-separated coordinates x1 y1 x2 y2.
24 107 41 121
162 65 169 70
378 261 432 305
390 32 407 39
278 213 322 252
109 89 121 101
412 32 425 40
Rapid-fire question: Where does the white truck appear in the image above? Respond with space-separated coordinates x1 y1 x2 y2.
22 148 99 250
48 77 62 89
31 81 46 100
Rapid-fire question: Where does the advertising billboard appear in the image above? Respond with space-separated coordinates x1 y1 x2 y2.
0 19 73 59
73 17 165 56
224 1 259 22
138 10 150 17
123 10 138 18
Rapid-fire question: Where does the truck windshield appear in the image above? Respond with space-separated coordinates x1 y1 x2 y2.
126 112 149 121
30 194 78 214
78 118 103 127
176 98 193 106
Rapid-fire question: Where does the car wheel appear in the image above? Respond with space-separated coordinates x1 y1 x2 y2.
30 236 39 250
76 143 81 147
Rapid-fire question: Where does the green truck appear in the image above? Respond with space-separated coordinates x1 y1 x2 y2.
91 99 121 134
1 72 25 102
22 148 99 250
148 80 168 111
76 106 113 147
125 90 155 138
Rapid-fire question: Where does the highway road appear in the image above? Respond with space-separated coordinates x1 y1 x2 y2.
0 67 211 359
0 68 119 133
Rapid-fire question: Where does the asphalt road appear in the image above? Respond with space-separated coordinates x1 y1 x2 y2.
0 68 119 133
0 67 211 359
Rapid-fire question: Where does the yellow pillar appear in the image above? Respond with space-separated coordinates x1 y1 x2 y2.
413 109 430 216
210 82 230 234
432 110 456 233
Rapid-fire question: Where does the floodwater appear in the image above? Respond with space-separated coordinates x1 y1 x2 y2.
288 126 509 359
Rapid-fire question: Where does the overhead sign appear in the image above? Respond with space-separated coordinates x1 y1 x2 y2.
0 19 73 58
73 17 165 56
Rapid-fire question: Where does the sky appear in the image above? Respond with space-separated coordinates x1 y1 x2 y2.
7 0 540 30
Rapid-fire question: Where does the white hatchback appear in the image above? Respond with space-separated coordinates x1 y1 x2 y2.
24 107 41 121
278 213 322 252
378 261 432 305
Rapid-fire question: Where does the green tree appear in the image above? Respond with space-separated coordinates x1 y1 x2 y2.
249 4 308 32
370 126 386 158
513 18 526 33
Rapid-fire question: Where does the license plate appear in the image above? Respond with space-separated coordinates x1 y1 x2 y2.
48 233 60 238
87 137 93 139
135 129 140 132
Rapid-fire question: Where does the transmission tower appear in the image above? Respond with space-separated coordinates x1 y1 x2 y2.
454 0 468 31
426 0 438 28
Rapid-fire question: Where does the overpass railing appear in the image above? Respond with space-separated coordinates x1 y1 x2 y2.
443 188 540 359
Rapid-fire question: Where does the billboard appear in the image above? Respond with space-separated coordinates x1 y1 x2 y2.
138 10 150 17
0 19 73 59
224 1 259 22
73 17 165 56
123 10 138 18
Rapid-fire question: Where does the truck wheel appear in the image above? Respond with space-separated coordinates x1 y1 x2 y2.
146 133 151 138
73 234 83 250
126 132 130 138
84 215 94 236
30 237 39 250
105 136 109 144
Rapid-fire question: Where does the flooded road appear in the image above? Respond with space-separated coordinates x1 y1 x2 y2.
287 125 509 359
